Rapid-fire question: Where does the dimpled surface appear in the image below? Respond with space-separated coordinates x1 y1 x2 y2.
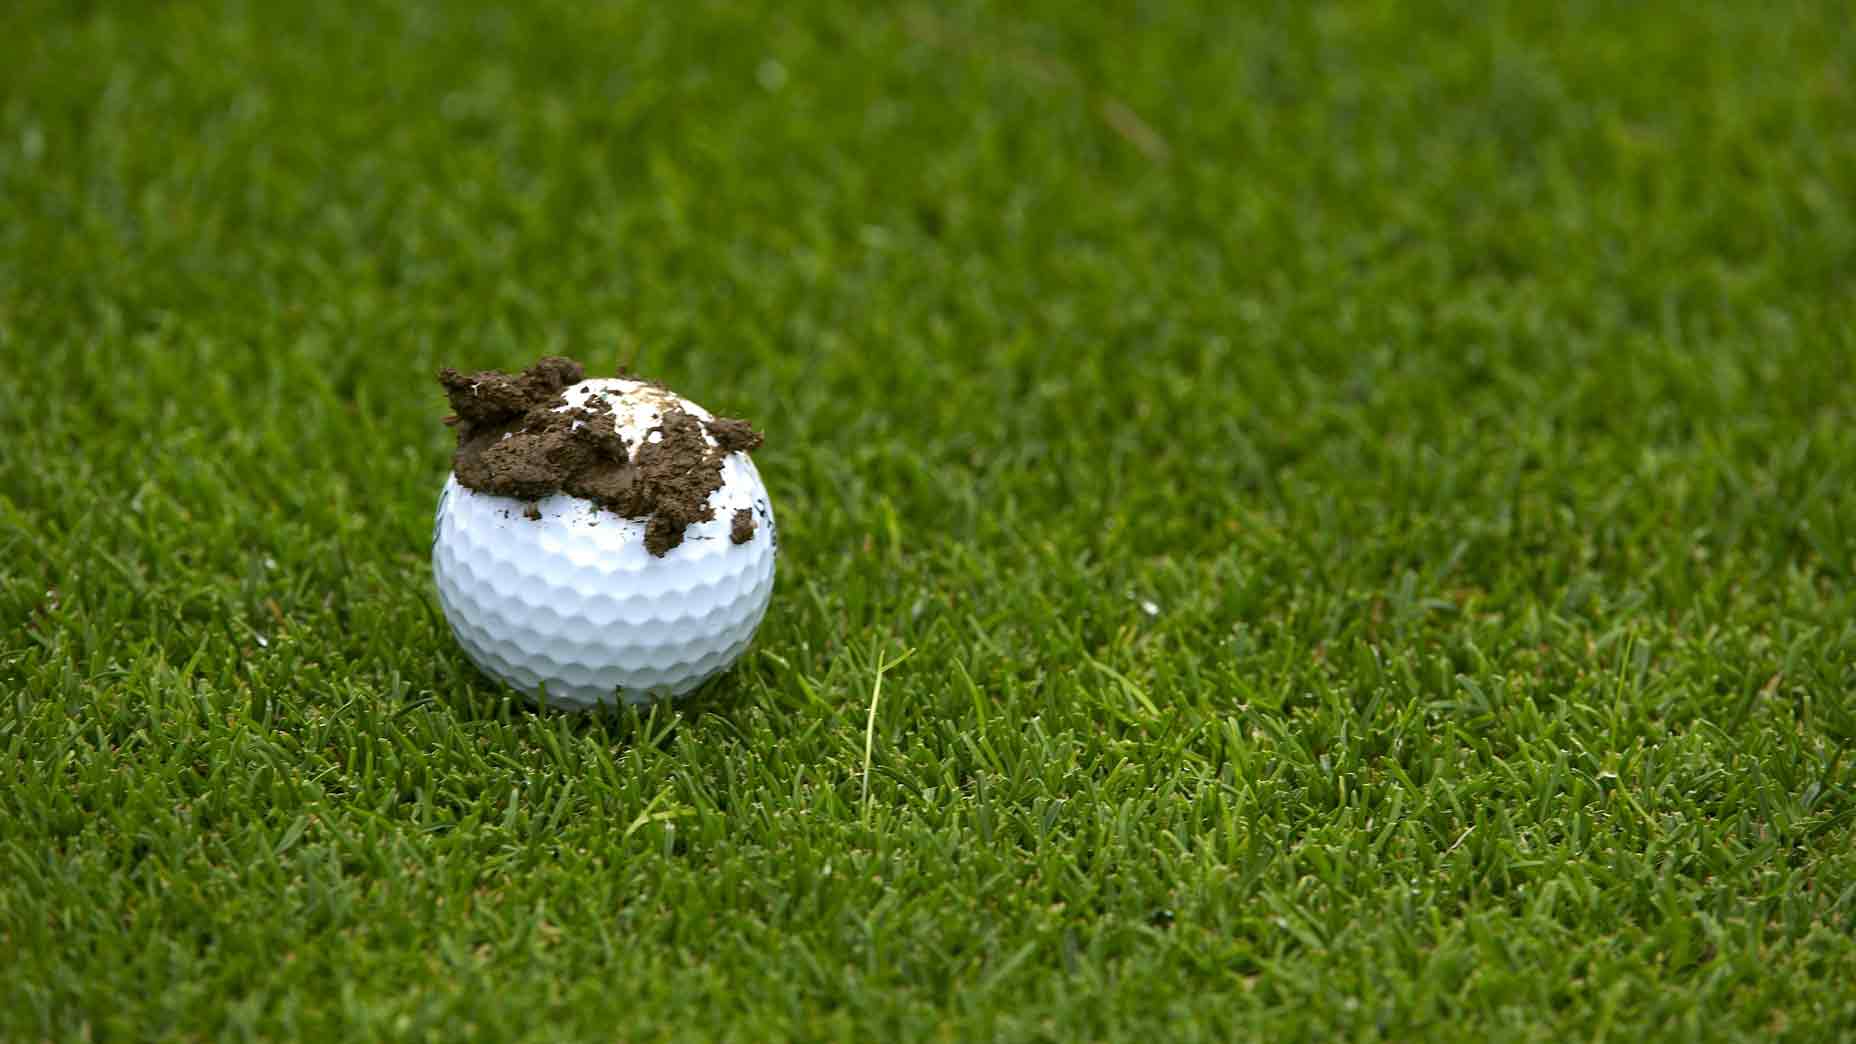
431 379 776 709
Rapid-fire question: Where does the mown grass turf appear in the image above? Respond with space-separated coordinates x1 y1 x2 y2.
4 1 1855 1040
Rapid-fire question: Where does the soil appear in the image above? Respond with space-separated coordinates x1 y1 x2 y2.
730 509 756 544
440 356 765 556
705 417 765 454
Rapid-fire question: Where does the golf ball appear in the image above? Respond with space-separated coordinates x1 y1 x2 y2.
431 378 776 709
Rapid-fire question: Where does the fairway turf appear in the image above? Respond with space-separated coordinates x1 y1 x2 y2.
4 1 1855 1040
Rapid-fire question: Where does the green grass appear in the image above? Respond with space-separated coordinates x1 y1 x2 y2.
3 0 1855 1039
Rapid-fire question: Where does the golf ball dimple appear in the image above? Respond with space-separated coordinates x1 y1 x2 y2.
431 378 776 709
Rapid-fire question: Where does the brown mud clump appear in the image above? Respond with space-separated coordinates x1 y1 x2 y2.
730 509 756 545
440 356 765 557
706 418 764 454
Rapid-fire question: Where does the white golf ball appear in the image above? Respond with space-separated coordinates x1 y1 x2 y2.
431 378 776 709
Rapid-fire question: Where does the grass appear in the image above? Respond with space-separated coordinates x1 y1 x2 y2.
2 0 1854 1039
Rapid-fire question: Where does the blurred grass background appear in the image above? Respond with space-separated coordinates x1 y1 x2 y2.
2 1 1853 1039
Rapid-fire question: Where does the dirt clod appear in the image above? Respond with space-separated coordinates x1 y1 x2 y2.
705 417 765 454
730 509 756 544
440 357 765 557
628 406 726 555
